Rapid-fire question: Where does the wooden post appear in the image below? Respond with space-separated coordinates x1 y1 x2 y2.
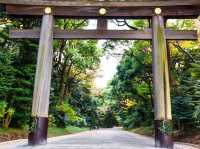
97 18 107 30
28 8 54 146
152 11 173 148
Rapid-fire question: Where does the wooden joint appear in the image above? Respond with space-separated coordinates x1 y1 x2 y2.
97 19 107 30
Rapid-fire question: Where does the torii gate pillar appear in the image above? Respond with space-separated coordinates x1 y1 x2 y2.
152 12 173 148
28 9 54 145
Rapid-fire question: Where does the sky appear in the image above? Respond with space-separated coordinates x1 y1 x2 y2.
95 45 121 89
86 20 128 89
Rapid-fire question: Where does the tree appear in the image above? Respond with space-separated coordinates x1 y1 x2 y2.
102 39 154 129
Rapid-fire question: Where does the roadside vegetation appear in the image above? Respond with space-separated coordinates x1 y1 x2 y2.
0 126 89 142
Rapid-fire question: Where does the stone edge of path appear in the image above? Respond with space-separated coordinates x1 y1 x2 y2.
0 139 27 145
176 142 200 148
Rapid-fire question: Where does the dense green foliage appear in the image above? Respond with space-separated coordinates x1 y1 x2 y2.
0 18 38 128
0 15 104 129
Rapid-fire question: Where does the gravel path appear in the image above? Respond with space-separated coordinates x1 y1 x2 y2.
0 128 199 149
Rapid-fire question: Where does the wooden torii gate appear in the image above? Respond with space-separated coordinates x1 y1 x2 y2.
1 0 200 148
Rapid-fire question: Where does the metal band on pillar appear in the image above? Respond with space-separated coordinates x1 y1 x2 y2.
152 8 173 149
28 7 54 146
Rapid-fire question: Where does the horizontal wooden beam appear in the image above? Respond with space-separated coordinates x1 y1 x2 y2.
6 5 200 19
10 29 198 40
2 0 200 7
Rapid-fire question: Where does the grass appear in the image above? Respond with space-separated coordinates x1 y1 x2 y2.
48 126 89 137
129 126 154 137
0 126 89 142
0 128 26 134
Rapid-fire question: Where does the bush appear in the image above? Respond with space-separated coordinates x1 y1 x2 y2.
0 101 15 128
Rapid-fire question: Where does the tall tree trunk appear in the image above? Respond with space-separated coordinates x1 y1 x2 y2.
59 74 65 102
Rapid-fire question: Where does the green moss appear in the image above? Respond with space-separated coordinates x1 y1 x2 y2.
159 121 173 135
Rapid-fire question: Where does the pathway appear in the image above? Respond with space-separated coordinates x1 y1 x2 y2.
0 128 198 149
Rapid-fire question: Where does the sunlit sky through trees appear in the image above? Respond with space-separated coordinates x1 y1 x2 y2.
86 20 128 89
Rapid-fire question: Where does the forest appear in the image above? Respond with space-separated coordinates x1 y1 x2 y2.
0 7 200 145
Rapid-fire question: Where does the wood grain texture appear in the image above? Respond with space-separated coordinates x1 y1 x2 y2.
32 14 54 117
10 29 198 40
152 15 172 120
1 0 200 7
6 5 200 18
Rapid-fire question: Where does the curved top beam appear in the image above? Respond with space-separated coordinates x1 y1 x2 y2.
1 0 200 7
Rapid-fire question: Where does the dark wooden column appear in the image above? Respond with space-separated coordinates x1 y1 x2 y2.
152 12 173 148
28 8 54 146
